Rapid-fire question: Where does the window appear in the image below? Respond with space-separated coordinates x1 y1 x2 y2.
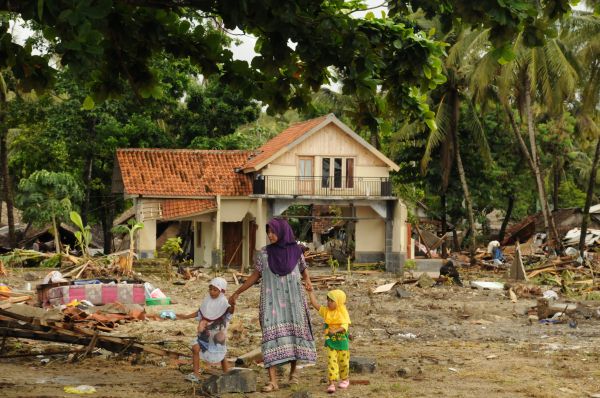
322 158 330 188
334 158 342 188
322 157 354 188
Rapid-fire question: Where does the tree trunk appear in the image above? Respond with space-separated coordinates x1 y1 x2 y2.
52 215 61 254
498 194 515 242
82 155 94 226
369 127 380 150
579 136 600 258
0 131 15 248
552 158 561 211
523 77 562 251
450 89 477 263
102 196 115 255
441 193 448 258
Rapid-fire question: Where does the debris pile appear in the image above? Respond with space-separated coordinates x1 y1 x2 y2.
0 304 182 360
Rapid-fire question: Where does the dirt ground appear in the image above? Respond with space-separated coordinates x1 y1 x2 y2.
2 265 600 398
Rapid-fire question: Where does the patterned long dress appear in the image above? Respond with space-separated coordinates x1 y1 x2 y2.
255 249 317 367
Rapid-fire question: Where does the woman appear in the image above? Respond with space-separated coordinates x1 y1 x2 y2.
229 218 316 392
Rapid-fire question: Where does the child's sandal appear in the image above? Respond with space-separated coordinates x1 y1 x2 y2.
261 382 279 392
338 379 350 389
327 384 336 393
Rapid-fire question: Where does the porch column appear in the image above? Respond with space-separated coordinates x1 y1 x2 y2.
385 199 404 273
255 198 266 249
212 195 222 266
138 219 156 259
242 215 249 270
193 221 200 266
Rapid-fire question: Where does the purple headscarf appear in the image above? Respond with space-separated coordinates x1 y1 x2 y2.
265 218 303 276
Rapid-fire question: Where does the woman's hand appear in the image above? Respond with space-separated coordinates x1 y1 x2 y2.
304 278 313 292
228 293 238 305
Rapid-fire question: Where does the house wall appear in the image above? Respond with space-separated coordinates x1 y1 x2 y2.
220 199 254 222
135 199 161 258
192 214 213 266
260 124 391 196
355 206 385 263
191 198 269 268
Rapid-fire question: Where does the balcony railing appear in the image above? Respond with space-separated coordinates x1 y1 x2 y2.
252 175 393 197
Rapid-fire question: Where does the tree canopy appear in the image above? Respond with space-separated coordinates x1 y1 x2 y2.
0 0 450 128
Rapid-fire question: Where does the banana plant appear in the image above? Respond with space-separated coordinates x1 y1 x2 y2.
112 219 144 275
70 211 92 257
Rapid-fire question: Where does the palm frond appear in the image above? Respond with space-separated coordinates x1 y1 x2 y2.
465 98 493 165
420 94 450 173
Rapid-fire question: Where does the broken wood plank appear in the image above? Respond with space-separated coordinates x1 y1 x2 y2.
0 309 184 359
372 282 397 293
0 349 81 359
234 347 263 366
0 296 31 304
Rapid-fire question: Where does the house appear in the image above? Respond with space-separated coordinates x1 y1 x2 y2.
113 114 409 272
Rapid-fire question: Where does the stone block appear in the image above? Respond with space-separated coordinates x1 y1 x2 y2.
202 368 256 395
349 357 376 373
395 287 414 298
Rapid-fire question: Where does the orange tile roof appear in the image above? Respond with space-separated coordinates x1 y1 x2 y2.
161 199 216 220
116 149 253 197
242 114 330 171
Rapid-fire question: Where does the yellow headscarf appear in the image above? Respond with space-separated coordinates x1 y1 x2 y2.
324 289 351 326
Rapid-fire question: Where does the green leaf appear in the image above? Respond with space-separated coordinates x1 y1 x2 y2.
70 211 84 231
425 118 437 131
423 65 431 79
81 96 95 110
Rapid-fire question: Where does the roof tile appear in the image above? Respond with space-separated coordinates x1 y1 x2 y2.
116 149 253 196
242 114 329 170
161 199 216 220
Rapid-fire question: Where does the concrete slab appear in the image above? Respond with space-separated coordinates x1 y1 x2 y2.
414 259 444 272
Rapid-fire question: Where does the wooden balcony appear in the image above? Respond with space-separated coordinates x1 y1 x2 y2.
252 175 393 197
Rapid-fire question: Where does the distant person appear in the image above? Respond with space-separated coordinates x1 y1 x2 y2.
307 289 351 394
176 277 234 382
229 218 316 392
439 260 463 286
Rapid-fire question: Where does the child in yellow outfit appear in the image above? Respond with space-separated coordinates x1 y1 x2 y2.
308 289 351 394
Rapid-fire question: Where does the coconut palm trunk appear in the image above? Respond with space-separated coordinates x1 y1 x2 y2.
450 89 477 262
498 194 515 242
52 215 61 254
0 74 15 248
579 136 600 259
523 76 562 251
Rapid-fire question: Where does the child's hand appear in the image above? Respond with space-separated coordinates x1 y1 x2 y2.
228 293 238 305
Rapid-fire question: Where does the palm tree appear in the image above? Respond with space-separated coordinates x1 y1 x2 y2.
419 26 492 262
470 23 580 251
564 10 600 258
0 71 16 248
